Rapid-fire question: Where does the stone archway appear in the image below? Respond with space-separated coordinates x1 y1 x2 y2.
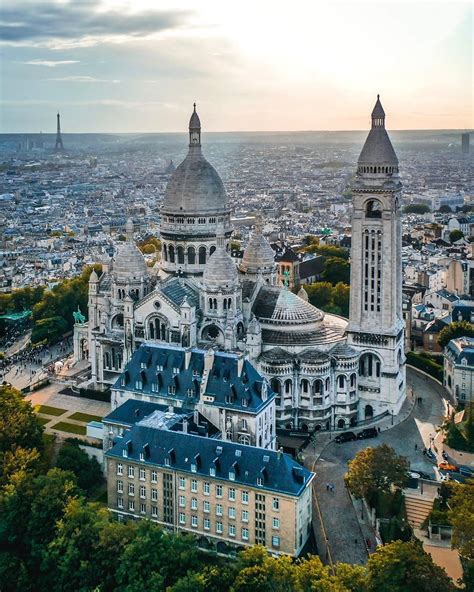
337 418 345 429
364 404 374 419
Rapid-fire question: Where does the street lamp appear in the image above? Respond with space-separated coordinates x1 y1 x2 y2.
391 410 394 426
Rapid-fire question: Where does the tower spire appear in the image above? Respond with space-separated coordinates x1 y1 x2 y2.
189 103 201 148
371 94 386 129
54 112 64 152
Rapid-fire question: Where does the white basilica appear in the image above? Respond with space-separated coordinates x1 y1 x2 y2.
73 97 406 432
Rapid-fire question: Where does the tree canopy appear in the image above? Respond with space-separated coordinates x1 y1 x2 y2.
30 264 101 344
322 257 351 285
438 321 474 348
449 229 464 243
403 204 431 214
305 282 350 317
345 444 409 500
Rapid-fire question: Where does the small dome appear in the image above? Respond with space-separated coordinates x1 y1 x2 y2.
297 286 308 302
330 343 358 359
113 220 147 281
254 286 324 324
203 237 238 290
189 103 201 129
240 218 275 274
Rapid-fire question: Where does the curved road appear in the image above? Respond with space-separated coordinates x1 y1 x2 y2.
306 367 448 565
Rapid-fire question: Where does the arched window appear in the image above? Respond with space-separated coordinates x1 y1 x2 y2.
337 375 345 389
187 246 196 265
366 199 382 219
223 299 227 310
301 379 309 394
350 373 357 388
325 377 330 391
210 245 216 256
177 246 184 264
284 379 292 395
199 246 206 264
313 379 322 394
271 378 281 394
163 244 168 261
169 245 175 263
359 353 381 379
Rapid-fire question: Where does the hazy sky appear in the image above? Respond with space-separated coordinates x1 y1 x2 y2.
1 0 472 133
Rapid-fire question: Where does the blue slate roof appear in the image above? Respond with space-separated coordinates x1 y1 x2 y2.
446 337 474 366
161 278 200 309
115 343 274 413
103 399 179 426
106 424 313 496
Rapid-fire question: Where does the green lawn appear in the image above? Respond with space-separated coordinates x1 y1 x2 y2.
37 416 51 426
51 421 87 436
34 404 67 416
68 412 103 423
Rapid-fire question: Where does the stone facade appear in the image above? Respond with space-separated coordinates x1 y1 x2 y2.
74 98 406 431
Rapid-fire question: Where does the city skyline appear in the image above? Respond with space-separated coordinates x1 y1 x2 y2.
1 0 472 133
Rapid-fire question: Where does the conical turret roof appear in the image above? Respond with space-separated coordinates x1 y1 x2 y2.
203 233 238 290
358 95 398 166
240 217 275 274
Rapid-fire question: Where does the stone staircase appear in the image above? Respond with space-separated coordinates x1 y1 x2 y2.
404 492 435 528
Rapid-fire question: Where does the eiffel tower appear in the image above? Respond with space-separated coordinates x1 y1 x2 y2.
54 112 64 152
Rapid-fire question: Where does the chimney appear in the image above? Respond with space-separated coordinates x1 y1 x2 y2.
237 355 244 377
204 349 214 372
185 348 192 370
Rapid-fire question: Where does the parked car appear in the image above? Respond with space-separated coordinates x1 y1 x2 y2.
335 431 357 443
417 470 434 480
423 448 436 461
357 427 378 440
438 462 459 473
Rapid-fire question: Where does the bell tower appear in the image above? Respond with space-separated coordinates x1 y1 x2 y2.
347 96 406 417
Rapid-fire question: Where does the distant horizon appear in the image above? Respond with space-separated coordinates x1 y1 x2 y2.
1 128 472 136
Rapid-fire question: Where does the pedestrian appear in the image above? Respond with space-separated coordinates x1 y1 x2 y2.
354 538 358 545
326 483 330 492
415 443 418 451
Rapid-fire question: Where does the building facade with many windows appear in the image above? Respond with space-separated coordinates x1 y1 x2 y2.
106 424 313 557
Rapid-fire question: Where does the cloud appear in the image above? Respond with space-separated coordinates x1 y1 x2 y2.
22 59 80 67
1 0 190 47
49 76 120 83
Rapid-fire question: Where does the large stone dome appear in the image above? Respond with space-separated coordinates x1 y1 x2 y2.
163 151 228 215
162 105 228 216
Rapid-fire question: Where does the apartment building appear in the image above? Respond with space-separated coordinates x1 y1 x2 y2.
444 336 474 407
106 425 314 557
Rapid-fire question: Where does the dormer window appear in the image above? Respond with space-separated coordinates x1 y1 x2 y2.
168 385 176 395
140 362 146 370
157 364 163 372
173 367 180 374
210 467 216 477
122 449 128 458
139 452 144 461
164 457 170 466
191 463 197 473
229 470 235 481
256 477 263 487
241 398 248 408
135 380 142 390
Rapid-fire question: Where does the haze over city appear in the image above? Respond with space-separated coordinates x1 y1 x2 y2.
1 0 472 133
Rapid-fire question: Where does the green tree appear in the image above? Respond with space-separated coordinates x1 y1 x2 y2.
306 282 334 308
448 479 474 562
31 265 101 344
43 498 111 592
345 444 409 500
0 468 80 591
367 540 455 591
115 520 201 591
403 204 430 214
323 257 351 284
449 229 464 243
335 563 369 592
439 205 452 213
0 386 44 462
56 442 103 495
332 282 350 317
438 321 474 348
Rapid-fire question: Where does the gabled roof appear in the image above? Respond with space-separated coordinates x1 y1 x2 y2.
106 425 314 496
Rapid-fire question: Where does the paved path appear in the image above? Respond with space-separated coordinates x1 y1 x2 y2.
304 367 449 565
